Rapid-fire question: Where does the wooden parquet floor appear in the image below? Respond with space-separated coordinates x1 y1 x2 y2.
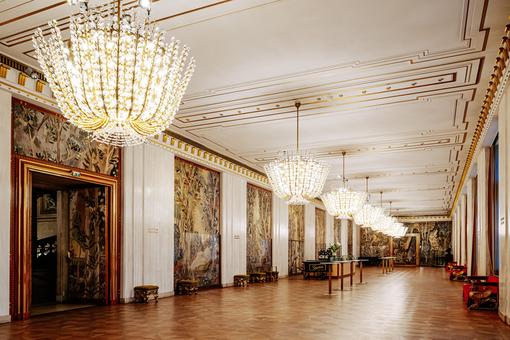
0 267 508 339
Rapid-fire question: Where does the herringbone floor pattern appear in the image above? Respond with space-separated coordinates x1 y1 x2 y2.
0 267 508 339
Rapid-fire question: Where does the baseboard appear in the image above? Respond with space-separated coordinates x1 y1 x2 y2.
159 291 174 298
0 314 10 324
499 311 509 326
120 291 174 304
222 283 234 288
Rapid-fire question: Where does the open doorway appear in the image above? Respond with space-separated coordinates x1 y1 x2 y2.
31 172 106 316
11 158 120 320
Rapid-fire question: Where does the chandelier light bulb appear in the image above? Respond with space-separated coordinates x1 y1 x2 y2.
139 0 151 10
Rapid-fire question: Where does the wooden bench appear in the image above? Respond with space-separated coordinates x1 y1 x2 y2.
265 270 279 282
234 275 250 287
249 272 266 283
176 280 198 295
134 285 159 303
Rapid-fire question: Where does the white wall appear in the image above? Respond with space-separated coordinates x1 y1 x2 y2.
304 204 315 260
325 214 334 247
221 173 247 286
465 181 473 272
340 220 349 255
476 148 489 276
0 89 11 323
272 195 289 277
460 194 467 264
353 223 360 258
122 144 175 301
498 84 510 326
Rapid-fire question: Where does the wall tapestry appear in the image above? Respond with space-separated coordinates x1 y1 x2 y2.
174 158 221 288
68 187 106 302
394 235 418 265
360 228 391 257
12 100 119 177
405 221 452 266
334 218 341 244
288 205 304 275
315 208 326 258
246 184 272 273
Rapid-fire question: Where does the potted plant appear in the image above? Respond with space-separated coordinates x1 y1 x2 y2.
327 243 341 261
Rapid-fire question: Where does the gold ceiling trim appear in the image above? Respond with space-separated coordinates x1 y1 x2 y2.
150 133 270 188
450 24 510 217
398 216 452 223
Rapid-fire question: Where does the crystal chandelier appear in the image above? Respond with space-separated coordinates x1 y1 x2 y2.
321 152 366 219
33 0 195 146
264 102 329 205
354 177 383 228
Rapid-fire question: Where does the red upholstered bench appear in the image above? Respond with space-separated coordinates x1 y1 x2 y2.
445 261 457 272
463 276 499 310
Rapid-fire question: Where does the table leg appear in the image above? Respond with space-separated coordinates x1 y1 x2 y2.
341 263 344 291
350 262 353 286
328 264 332 294
337 263 340 281
360 261 363 283
382 259 385 274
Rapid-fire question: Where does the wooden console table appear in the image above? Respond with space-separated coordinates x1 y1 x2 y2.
323 260 356 294
380 256 396 274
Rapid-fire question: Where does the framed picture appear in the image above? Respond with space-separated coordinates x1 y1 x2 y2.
37 193 57 220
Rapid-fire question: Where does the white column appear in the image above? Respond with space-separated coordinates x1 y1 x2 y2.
476 147 489 276
221 173 247 286
353 223 360 258
272 196 288 277
304 204 315 260
122 144 175 302
340 219 348 256
0 89 11 323
498 85 510 325
465 180 473 269
459 194 467 265
325 214 334 247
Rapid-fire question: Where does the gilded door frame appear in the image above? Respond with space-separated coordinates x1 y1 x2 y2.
11 157 120 320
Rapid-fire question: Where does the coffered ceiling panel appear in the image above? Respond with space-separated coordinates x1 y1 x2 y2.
1 0 509 216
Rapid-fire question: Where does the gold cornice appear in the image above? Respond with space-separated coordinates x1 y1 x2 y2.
450 24 510 217
398 216 451 223
150 133 270 188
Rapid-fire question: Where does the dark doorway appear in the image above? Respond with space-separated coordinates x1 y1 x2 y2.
31 172 106 316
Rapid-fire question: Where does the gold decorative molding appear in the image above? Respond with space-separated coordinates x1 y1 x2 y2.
17 72 27 86
450 24 510 217
150 133 271 188
0 64 9 78
35 79 45 93
398 216 451 223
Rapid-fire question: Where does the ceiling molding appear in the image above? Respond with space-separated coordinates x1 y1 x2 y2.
150 133 270 188
398 216 452 223
450 23 510 217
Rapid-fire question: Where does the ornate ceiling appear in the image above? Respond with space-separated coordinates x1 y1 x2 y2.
1 0 509 216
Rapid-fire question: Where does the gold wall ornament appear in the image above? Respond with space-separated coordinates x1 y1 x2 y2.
33 0 195 146
35 80 45 93
0 64 9 78
17 72 27 86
